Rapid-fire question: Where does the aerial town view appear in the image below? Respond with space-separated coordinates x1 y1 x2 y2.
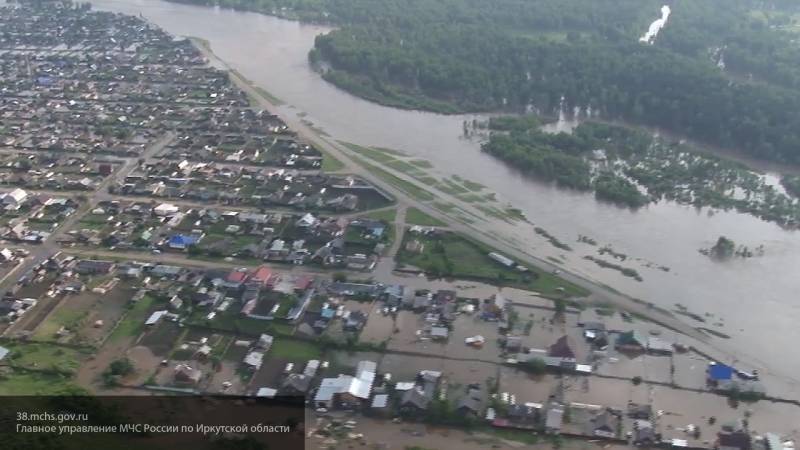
0 0 799 449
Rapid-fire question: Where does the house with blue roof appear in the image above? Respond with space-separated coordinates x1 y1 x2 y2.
168 234 201 250
707 362 734 385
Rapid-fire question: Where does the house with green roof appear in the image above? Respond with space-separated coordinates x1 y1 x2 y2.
615 330 646 351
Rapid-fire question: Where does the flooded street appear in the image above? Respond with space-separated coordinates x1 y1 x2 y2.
91 0 800 388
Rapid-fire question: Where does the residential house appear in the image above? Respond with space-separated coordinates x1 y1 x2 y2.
592 410 620 439
2 188 28 206
456 388 483 418
168 234 201 250
615 330 647 352
313 376 371 410
506 403 541 427
249 265 272 287
717 431 752 450
280 374 312 396
174 364 202 385
482 293 507 321
627 403 652 420
369 394 391 417
707 363 735 386
632 420 656 446
257 334 274 351
647 337 673 355
545 403 564 434
75 259 116 275
344 311 367 331
243 351 264 371
582 321 608 348
399 387 431 415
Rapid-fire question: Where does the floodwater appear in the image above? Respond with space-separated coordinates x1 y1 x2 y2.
90 0 800 390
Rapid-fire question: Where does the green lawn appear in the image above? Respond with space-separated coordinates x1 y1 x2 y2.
352 156 435 202
270 338 323 361
340 141 396 164
386 159 422 174
321 152 345 172
364 207 398 223
406 207 447 227
397 232 587 297
33 307 88 341
0 371 80 395
452 175 486 192
0 341 88 374
409 159 433 169
107 294 157 343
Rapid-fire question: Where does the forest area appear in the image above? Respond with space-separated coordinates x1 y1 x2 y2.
168 0 800 167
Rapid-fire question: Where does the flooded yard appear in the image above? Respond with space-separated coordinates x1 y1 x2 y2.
358 306 396 344
379 353 444 381
440 359 498 387
498 368 559 404
653 387 800 446
563 376 651 408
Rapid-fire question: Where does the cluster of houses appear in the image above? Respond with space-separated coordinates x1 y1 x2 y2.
117 160 386 212
0 2 250 160
161 108 323 168
0 190 78 243
0 153 114 191
67 200 389 270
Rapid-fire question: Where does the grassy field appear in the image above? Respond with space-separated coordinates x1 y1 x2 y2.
340 141 397 164
397 232 588 297
270 338 323 361
321 152 345 172
0 341 88 374
364 207 398 223
0 371 79 395
33 307 88 341
352 156 435 202
406 207 447 227
107 294 157 343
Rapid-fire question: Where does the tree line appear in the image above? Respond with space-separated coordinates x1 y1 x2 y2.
170 0 800 165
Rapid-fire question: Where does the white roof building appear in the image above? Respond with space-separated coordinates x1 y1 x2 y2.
144 310 168 326
153 203 179 216
2 188 27 205
296 213 318 228
258 334 274 350
313 360 377 407
304 359 320 377
0 248 14 261
256 387 277 398
244 351 265 370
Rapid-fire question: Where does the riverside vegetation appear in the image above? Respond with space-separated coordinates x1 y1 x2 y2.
481 117 800 227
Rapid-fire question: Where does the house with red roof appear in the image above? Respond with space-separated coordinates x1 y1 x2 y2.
249 265 272 286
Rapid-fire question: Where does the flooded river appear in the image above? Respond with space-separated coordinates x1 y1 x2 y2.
91 0 800 388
